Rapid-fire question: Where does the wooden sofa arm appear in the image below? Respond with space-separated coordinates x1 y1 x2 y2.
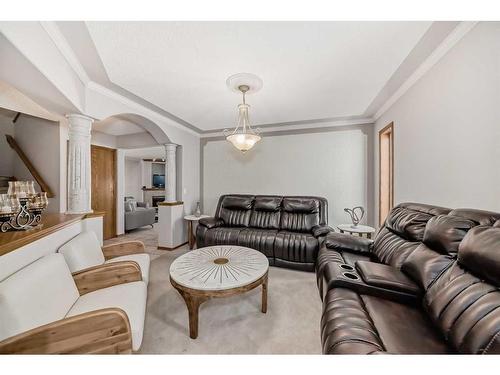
101 241 145 260
0 308 132 354
72 261 142 295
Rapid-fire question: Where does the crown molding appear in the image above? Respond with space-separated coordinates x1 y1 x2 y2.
201 117 374 138
374 21 478 121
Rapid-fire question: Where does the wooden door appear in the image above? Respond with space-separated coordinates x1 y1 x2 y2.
91 145 116 239
379 122 394 225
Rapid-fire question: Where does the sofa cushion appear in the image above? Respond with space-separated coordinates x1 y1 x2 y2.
66 281 147 351
280 197 320 232
218 195 254 227
249 196 282 229
274 231 318 264
237 228 277 258
0 253 79 341
423 214 477 256
204 227 243 246
372 227 420 268
58 231 105 273
105 253 151 284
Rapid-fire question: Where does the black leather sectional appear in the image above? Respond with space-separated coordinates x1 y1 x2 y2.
196 195 332 271
317 202 500 354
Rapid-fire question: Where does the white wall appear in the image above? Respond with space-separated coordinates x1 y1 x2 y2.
124 158 143 201
203 125 374 227
91 130 117 148
374 22 500 225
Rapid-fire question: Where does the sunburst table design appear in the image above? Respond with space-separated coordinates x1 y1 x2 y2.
170 246 269 339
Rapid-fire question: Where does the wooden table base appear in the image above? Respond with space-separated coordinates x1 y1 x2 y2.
170 272 268 339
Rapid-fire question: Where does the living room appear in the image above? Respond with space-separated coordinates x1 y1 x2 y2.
0 1 499 374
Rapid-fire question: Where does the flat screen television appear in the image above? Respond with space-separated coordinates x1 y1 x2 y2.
152 174 165 188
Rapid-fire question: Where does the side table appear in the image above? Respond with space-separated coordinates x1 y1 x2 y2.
337 224 375 239
184 214 210 249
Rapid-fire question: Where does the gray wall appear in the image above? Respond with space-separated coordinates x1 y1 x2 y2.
202 124 374 228
0 111 15 176
374 22 500 224
124 158 143 201
12 114 61 213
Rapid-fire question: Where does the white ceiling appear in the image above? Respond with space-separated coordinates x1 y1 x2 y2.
92 116 146 136
86 21 431 131
124 146 165 160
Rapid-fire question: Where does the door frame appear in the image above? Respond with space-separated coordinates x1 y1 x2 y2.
91 144 117 239
378 122 394 225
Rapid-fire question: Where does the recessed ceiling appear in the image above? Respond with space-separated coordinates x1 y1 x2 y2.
92 116 146 136
86 21 431 131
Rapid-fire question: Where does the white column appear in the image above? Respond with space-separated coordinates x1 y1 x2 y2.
66 114 93 214
164 143 177 203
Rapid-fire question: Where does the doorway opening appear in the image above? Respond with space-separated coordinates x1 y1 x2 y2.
379 122 394 225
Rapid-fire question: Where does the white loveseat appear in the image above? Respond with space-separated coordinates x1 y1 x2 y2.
0 252 147 353
58 231 150 284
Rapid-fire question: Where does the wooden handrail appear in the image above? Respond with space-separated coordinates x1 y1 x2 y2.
5 134 55 198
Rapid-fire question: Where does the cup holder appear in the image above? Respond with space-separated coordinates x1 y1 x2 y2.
339 264 354 271
343 272 360 280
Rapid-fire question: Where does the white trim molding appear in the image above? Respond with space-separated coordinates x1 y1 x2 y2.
374 21 478 120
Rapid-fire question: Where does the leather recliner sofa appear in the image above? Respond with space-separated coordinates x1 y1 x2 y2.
318 202 500 354
196 195 332 271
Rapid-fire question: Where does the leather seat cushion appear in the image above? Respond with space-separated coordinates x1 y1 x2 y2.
274 231 318 264
203 227 243 246
361 294 451 354
105 253 151 284
67 281 147 351
237 228 277 258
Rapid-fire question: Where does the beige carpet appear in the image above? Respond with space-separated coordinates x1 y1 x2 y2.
105 226 322 354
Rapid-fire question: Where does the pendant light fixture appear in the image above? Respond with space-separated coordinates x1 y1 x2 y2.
224 73 263 152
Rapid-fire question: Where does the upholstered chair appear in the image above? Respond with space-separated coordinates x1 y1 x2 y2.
58 231 150 284
0 253 146 353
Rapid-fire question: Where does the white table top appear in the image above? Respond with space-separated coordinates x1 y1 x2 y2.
337 224 375 234
184 214 210 221
169 246 269 291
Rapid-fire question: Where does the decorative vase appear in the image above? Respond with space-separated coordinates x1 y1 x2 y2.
344 206 365 228
194 202 201 217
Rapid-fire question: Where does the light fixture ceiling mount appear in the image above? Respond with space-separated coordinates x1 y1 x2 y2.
223 73 263 153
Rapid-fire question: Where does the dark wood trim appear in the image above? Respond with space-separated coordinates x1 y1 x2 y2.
157 241 188 251
378 122 394 225
141 187 165 191
0 213 84 256
158 201 184 206
5 135 55 198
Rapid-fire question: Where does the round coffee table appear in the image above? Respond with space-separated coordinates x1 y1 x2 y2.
169 245 269 339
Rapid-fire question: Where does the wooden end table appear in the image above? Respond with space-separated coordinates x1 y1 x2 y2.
337 224 376 239
184 214 209 249
169 245 269 339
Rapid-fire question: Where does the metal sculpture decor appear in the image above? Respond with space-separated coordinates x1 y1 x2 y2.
0 181 48 233
344 206 365 228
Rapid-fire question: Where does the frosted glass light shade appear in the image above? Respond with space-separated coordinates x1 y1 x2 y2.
226 133 261 152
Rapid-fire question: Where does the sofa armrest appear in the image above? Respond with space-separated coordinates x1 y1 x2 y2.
0 308 132 354
312 224 334 238
137 201 149 208
102 241 145 260
72 261 142 295
355 261 421 295
199 217 224 229
324 232 373 254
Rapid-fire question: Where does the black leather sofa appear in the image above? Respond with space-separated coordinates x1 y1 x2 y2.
317 202 500 354
196 195 332 271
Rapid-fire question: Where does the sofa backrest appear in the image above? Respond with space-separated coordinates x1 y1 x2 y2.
373 203 451 268
216 195 255 227
279 197 327 233
214 194 328 232
249 196 283 229
58 231 105 273
0 253 80 341
423 225 500 354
